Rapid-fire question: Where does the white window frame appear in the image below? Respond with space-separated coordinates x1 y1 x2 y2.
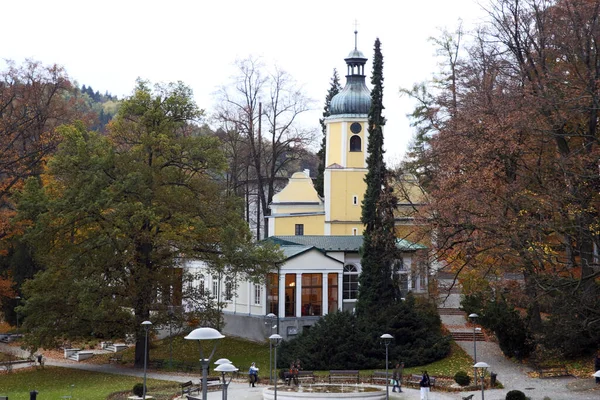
343 264 359 300
254 284 262 305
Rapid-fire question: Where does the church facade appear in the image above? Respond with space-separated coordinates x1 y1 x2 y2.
187 37 429 341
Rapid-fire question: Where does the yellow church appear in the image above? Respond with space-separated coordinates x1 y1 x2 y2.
190 37 429 341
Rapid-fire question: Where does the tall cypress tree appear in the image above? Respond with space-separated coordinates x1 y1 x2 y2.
356 38 399 317
315 69 342 197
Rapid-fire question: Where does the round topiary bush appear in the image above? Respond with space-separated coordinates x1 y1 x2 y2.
454 370 471 386
132 383 145 397
505 389 527 400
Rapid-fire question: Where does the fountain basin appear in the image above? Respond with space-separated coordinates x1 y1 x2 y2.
262 384 385 400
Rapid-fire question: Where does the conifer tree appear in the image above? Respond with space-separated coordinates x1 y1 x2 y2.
356 38 399 316
316 69 342 197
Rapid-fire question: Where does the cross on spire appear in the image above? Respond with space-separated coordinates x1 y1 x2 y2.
354 20 359 49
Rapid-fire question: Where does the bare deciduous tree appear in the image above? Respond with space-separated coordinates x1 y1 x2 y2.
214 57 316 238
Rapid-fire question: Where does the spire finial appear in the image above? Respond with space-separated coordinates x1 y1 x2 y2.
353 20 359 49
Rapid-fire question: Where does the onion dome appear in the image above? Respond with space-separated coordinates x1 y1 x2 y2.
330 31 371 115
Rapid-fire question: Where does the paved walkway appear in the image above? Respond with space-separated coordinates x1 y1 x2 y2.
2 299 600 400
437 288 600 400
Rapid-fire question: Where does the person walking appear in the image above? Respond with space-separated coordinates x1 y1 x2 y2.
392 362 404 392
248 362 259 387
419 370 431 400
289 362 299 386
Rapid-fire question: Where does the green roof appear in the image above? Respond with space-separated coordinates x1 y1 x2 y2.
280 245 313 258
267 235 427 252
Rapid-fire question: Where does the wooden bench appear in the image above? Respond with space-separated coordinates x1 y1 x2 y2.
536 364 569 378
205 376 223 389
180 380 200 396
297 370 315 383
284 370 315 385
181 377 221 395
328 370 360 384
108 353 123 364
371 370 391 384
405 374 436 388
148 359 164 369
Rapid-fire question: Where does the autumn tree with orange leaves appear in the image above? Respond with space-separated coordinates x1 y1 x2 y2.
0 61 90 316
404 0 600 357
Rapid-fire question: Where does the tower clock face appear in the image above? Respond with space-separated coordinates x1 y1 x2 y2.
350 122 362 134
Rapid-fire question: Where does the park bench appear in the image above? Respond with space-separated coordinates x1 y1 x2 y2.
0 396 8 400
328 370 360 384
181 381 200 396
536 364 569 378
181 378 221 396
150 359 164 369
297 370 316 383
284 370 315 385
405 374 436 388
371 370 392 384
108 353 123 364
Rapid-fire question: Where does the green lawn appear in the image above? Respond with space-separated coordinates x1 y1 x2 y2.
0 367 174 400
147 334 272 373
146 335 475 379
0 337 476 400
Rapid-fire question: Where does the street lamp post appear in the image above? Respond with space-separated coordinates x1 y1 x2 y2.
469 313 479 384
15 296 21 335
168 306 174 369
474 362 489 400
380 333 393 400
214 362 238 400
270 334 282 400
141 320 152 400
185 327 225 400
265 313 277 384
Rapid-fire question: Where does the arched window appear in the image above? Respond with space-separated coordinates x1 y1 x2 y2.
349 135 361 152
343 264 359 299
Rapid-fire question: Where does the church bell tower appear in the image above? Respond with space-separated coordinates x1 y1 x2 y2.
324 31 371 235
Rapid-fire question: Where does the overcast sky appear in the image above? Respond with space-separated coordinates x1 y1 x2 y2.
3 0 488 164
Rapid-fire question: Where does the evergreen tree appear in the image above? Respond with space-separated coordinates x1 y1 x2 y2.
356 38 399 317
315 69 341 197
277 40 450 367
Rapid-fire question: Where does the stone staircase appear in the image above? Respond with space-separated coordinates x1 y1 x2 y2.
105 343 128 353
436 288 488 343
438 308 467 315
450 330 486 342
64 348 95 362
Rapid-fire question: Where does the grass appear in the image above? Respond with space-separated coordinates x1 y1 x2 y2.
0 367 175 400
0 335 479 399
145 335 475 379
115 334 273 374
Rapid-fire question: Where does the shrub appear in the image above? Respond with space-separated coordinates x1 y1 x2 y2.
132 383 144 397
505 390 527 400
453 370 471 386
477 299 534 359
278 294 450 370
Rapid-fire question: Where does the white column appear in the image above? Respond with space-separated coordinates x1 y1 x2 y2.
337 272 343 311
262 282 267 316
247 281 252 315
278 273 286 317
295 273 302 317
322 272 329 316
